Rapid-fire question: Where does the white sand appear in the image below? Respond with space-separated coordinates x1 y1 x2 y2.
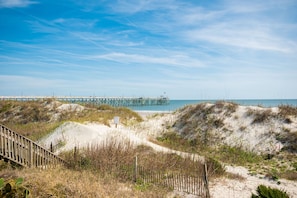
38 120 203 162
211 165 297 198
39 122 145 153
39 104 297 198
56 103 84 112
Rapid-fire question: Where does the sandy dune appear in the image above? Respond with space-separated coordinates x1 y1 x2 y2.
38 106 297 198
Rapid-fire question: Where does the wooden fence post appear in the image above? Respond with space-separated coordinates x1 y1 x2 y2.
203 163 210 198
29 141 33 168
50 142 53 153
74 146 78 168
134 155 138 183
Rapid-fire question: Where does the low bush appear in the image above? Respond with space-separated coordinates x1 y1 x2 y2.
251 185 289 198
0 177 29 198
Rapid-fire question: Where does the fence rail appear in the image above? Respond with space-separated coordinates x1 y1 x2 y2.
0 124 66 168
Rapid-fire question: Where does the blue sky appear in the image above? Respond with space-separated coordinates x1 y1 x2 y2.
0 0 297 99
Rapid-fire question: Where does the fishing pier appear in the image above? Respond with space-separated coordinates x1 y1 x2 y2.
0 96 170 107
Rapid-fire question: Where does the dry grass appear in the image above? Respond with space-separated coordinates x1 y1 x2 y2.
246 108 273 124
225 172 246 181
0 137 214 197
279 105 297 117
215 101 238 116
61 138 215 178
7 122 62 141
276 131 297 153
0 164 169 197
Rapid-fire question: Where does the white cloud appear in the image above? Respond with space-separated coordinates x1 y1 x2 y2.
91 52 204 68
0 0 37 8
184 23 295 53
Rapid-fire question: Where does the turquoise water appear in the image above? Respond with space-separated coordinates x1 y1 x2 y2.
129 99 297 112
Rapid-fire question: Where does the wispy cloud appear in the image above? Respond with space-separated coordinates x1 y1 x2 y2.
111 0 297 54
0 0 37 8
26 17 98 34
90 52 204 68
184 22 295 53
110 0 180 14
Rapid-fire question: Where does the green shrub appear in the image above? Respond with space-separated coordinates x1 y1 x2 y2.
0 177 30 198
251 185 289 198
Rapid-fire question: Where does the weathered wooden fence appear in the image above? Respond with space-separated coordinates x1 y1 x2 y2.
137 165 208 196
72 145 210 197
0 124 66 168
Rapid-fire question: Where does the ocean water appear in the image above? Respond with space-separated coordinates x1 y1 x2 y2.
129 99 297 112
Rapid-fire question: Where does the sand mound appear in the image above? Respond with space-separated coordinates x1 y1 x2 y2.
38 122 145 153
56 103 84 112
39 119 203 161
173 102 297 154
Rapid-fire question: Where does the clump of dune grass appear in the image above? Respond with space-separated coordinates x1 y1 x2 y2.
279 105 297 117
246 108 273 124
276 131 297 153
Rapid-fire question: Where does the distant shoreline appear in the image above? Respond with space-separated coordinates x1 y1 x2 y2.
130 99 297 112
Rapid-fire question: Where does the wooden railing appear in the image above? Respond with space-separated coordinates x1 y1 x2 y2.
0 124 66 168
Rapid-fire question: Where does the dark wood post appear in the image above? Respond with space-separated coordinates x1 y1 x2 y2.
203 163 210 198
134 155 138 182
50 142 53 153
74 146 78 165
